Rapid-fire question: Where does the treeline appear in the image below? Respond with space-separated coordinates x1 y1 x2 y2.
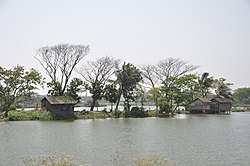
0 43 247 117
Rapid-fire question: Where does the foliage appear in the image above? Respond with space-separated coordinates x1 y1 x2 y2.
104 83 120 110
116 63 142 111
47 80 62 96
75 111 112 119
213 78 233 99
65 78 83 102
22 154 76 166
134 154 169 166
198 72 214 98
76 56 120 111
123 107 147 118
0 66 43 117
36 43 89 96
233 87 250 104
160 74 199 113
7 110 52 121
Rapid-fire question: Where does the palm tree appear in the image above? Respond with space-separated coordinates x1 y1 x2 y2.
213 78 233 99
198 72 214 98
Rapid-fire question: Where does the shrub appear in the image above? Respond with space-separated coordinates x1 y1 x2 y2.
22 154 77 166
7 110 53 121
134 155 169 166
123 107 147 118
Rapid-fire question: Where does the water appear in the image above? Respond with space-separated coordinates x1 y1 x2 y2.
0 113 250 166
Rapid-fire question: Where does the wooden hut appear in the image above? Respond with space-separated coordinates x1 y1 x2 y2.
188 98 212 114
210 97 232 114
41 96 77 117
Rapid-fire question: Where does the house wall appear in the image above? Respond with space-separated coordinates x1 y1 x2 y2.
189 100 210 110
41 99 74 117
219 103 231 112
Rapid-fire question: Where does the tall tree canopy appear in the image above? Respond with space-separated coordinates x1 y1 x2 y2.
213 78 233 99
233 87 250 104
156 57 198 83
116 62 142 111
0 66 43 117
76 56 120 111
35 43 89 96
198 72 214 98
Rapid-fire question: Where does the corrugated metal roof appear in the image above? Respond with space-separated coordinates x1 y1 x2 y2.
42 96 77 105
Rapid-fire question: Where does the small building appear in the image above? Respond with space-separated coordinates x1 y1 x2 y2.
188 98 212 114
188 97 232 114
41 96 77 117
211 98 232 114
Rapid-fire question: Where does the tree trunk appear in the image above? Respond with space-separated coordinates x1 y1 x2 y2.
115 92 122 110
90 98 97 111
4 110 9 118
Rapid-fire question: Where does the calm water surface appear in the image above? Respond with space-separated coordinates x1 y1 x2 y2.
0 112 250 166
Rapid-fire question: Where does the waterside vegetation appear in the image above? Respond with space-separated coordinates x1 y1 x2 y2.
1 43 249 120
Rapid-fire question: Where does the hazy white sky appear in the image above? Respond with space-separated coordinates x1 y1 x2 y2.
0 0 249 92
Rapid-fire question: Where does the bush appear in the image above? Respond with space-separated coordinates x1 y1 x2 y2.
134 155 169 166
123 107 147 118
7 110 53 121
22 155 76 166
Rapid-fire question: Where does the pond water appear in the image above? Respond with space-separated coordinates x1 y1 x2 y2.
0 113 250 166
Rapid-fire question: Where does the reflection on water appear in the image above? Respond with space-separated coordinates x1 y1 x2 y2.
1 113 250 166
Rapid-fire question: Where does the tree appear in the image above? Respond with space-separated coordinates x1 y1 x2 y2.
0 66 43 117
140 64 160 110
141 58 198 110
35 43 89 96
213 78 233 99
76 56 120 111
115 63 142 111
198 72 214 98
65 78 84 102
156 57 198 82
233 87 250 105
233 88 250 104
160 74 199 114
103 83 120 111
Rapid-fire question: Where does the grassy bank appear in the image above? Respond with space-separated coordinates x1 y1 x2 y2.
0 110 53 121
0 109 159 121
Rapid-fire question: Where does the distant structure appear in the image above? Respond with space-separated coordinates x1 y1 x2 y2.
188 98 212 114
188 97 232 114
41 96 77 117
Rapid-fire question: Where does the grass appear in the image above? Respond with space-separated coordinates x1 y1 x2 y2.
22 155 77 166
75 111 113 119
21 154 170 166
0 110 53 121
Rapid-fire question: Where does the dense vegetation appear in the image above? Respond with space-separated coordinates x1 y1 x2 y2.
1 43 249 120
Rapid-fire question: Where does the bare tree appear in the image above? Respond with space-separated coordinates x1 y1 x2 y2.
76 56 120 111
35 44 89 96
156 57 198 82
139 64 159 88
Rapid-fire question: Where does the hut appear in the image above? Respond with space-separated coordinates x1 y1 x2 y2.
41 96 77 117
210 97 232 114
188 98 212 114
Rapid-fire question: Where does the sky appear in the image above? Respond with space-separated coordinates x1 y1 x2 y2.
0 0 250 94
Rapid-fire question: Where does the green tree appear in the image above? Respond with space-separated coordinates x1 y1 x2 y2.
103 83 119 111
65 78 83 102
198 72 214 98
233 87 250 105
0 66 43 117
213 78 233 99
160 74 199 114
115 63 142 111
